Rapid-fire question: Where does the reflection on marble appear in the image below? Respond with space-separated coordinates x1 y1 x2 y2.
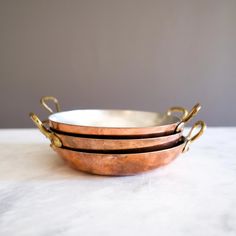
0 128 236 236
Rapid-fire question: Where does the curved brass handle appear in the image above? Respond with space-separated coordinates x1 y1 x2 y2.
182 120 206 153
29 112 62 148
167 107 188 120
175 103 201 132
40 96 61 114
182 103 201 123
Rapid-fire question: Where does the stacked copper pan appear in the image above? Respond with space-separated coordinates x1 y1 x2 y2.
30 96 206 176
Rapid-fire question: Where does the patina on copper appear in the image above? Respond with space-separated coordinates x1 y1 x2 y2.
49 119 179 137
52 142 184 176
53 130 182 151
30 113 182 151
51 121 206 176
30 111 206 176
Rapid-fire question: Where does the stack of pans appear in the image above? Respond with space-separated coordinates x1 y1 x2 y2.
30 96 206 176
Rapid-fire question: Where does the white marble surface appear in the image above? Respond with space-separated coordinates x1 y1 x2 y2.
0 128 236 236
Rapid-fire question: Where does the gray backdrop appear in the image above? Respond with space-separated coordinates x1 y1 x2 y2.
0 0 235 128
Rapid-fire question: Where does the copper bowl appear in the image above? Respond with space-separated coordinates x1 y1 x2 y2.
49 121 205 176
38 96 201 137
52 130 182 151
30 113 183 151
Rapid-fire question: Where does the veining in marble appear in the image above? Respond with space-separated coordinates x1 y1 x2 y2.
0 128 236 236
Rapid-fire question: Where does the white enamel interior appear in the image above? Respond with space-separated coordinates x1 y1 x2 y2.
49 110 179 128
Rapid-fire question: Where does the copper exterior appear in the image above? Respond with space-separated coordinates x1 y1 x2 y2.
28 97 205 176
50 120 180 137
54 130 182 151
52 141 185 176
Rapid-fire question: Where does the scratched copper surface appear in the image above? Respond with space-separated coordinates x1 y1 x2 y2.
52 141 185 176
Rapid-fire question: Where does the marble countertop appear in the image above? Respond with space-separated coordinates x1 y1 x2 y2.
0 128 236 236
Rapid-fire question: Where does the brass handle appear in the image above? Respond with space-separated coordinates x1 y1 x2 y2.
175 103 201 132
182 120 206 153
29 112 62 148
167 107 188 120
40 96 61 114
182 103 201 123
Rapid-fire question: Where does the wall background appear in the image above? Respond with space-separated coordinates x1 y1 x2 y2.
0 0 235 128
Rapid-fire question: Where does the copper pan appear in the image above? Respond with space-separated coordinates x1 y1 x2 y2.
38 96 201 137
30 113 182 151
51 121 206 176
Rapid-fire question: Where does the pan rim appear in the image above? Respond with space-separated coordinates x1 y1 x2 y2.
51 127 182 141
52 138 185 155
48 109 180 129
